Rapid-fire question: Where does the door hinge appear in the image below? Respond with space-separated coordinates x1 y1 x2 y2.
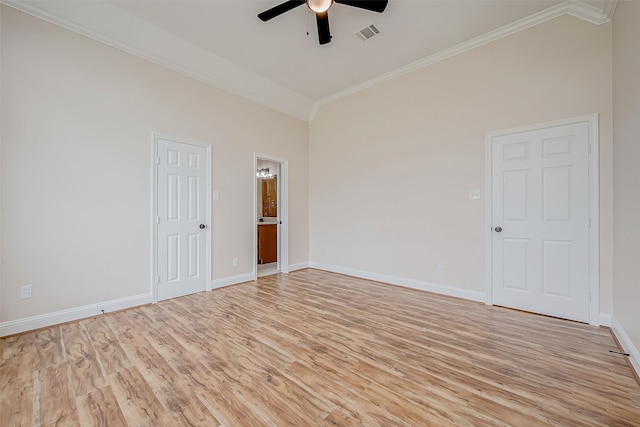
589 217 591 228
156 276 160 285
156 156 160 165
589 292 592 302
156 216 160 224
588 144 591 154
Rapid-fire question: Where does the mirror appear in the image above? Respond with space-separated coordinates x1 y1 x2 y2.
261 175 277 217
257 160 279 220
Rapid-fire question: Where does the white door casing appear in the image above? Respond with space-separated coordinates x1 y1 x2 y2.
253 153 289 280
154 136 211 301
485 115 599 324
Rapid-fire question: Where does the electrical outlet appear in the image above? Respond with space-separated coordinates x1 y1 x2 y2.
20 285 32 299
232 257 239 267
436 265 444 274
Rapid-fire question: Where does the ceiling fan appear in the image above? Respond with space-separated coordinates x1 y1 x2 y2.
258 0 388 45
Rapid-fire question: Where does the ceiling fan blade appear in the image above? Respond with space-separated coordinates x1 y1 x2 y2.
334 0 388 13
316 11 332 45
258 0 305 21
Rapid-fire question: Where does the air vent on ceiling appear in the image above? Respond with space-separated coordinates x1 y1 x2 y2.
356 24 380 41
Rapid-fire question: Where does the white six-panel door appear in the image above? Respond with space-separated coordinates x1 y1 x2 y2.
156 138 208 301
491 122 591 323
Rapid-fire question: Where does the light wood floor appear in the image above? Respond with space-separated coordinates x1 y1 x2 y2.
2 269 640 426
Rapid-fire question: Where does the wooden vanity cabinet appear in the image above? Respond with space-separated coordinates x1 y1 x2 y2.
258 224 277 264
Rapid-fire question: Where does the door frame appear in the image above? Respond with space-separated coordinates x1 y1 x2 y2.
253 153 289 279
484 114 600 325
151 133 212 303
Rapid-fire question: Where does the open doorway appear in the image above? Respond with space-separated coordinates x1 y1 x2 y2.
254 154 289 279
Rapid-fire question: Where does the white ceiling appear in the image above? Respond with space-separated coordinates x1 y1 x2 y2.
4 0 617 120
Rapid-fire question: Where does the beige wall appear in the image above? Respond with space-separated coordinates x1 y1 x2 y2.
1 5 626 336
310 16 614 313
612 1 640 355
0 6 308 322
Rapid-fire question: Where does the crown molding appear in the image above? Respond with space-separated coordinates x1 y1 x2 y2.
1 0 616 123
602 0 619 21
311 0 617 119
1 0 315 122
567 0 618 24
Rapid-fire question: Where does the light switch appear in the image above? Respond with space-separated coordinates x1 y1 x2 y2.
469 190 481 200
212 190 220 200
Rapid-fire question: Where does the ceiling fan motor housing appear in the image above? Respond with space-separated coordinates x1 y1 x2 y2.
258 0 388 45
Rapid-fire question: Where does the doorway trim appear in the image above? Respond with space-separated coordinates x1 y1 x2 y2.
152 133 212 303
484 114 600 325
253 153 289 280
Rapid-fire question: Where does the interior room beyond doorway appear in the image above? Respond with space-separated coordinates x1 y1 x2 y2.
257 159 280 277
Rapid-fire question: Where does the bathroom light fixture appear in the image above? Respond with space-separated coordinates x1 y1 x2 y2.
257 168 273 179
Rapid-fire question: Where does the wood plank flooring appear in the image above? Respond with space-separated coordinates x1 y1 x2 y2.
2 268 640 426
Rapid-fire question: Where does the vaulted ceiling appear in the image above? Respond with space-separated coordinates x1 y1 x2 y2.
4 0 617 121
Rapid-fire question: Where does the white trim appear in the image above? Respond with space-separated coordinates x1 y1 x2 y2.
599 313 612 327
587 115 600 326
254 154 290 280
611 316 640 379
279 161 290 275
602 0 619 21
151 135 159 303
313 1 616 117
568 0 617 24
206 143 213 293
308 103 321 122
484 114 600 325
211 273 255 290
0 293 152 337
484 135 494 306
0 0 313 122
309 262 485 303
253 155 258 279
1 0 615 123
152 133 212 302
288 262 309 272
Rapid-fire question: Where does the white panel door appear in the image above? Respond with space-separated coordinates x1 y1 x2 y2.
157 138 208 301
492 122 590 322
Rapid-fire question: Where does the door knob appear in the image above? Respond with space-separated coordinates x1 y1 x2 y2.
494 226 502 233
199 224 207 229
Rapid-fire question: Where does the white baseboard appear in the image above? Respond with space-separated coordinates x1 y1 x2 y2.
0 293 152 337
610 316 640 379
599 313 612 327
288 262 309 272
211 273 254 290
309 262 486 303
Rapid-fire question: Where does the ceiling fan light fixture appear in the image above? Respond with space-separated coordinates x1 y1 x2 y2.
258 0 388 45
306 0 333 13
